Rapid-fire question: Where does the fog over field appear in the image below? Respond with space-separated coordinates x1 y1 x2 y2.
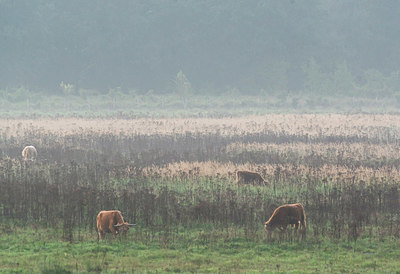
1 0 400 115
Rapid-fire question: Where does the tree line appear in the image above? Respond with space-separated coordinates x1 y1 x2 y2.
1 0 400 97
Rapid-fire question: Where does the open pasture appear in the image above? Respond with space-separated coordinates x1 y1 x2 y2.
1 114 400 272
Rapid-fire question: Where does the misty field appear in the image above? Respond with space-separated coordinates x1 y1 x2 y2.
1 114 400 272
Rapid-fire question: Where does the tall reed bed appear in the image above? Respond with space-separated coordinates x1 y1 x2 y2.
1 159 399 242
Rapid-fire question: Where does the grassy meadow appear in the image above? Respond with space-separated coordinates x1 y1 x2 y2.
1 89 399 118
2 228 400 273
1 114 400 272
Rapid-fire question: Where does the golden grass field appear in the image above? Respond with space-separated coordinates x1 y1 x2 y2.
2 113 400 136
3 114 399 181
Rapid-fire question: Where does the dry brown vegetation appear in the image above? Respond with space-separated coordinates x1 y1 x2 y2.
2 113 400 137
1 114 400 242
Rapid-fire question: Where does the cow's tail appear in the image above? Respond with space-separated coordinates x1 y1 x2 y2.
96 219 100 242
300 203 307 240
301 204 306 229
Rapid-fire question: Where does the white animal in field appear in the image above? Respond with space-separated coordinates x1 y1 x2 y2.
22 145 37 162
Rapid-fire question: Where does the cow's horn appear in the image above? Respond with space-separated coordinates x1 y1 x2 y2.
113 223 124 227
128 223 136 227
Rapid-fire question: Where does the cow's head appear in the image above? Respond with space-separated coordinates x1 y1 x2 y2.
264 221 274 232
113 222 136 233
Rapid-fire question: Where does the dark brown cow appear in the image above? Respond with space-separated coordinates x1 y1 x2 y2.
96 210 136 240
264 203 306 232
236 170 266 185
22 145 37 162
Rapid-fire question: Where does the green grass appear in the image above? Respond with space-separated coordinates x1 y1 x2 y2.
1 228 400 273
1 91 400 118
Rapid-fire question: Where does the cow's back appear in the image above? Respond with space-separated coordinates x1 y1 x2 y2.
279 203 304 217
97 210 124 232
236 170 265 185
267 203 305 227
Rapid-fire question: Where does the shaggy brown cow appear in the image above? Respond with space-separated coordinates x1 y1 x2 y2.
96 210 136 240
22 145 37 162
264 203 306 232
236 170 266 185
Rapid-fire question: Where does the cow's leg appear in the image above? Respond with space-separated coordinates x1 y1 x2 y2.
98 230 105 240
301 221 306 240
292 221 301 241
112 230 118 239
278 227 285 242
301 219 306 229
277 225 286 241
96 227 101 241
266 230 272 241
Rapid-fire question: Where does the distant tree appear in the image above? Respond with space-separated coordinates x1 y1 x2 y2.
387 71 400 93
303 58 331 95
333 61 354 95
108 87 123 110
174 70 192 109
362 69 388 98
265 61 289 94
60 81 74 111
60 81 74 97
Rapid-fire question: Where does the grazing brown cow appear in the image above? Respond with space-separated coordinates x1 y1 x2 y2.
22 145 37 162
264 203 306 233
96 210 136 240
236 170 267 185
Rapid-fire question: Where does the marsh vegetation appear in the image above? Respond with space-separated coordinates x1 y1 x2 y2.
1 115 400 271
